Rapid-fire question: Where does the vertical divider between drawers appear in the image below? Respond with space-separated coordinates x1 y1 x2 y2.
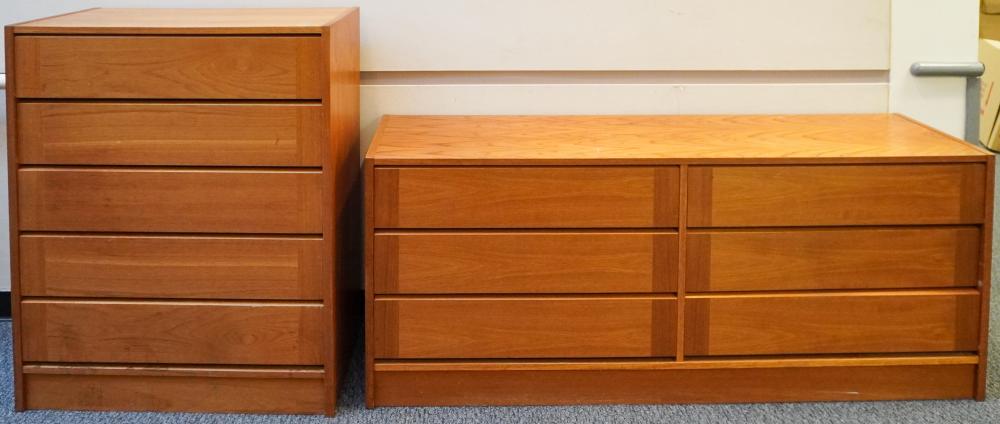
676 165 688 361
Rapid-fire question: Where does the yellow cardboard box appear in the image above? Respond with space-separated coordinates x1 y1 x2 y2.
980 38 1000 148
986 0 1000 15
984 11 1000 41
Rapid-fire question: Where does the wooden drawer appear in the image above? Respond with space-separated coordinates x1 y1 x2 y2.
374 167 679 228
684 290 980 356
23 365 325 414
21 300 323 365
18 168 322 233
374 231 677 294
20 235 323 300
14 36 323 99
17 103 324 166
686 227 980 291
688 164 986 227
374 297 676 359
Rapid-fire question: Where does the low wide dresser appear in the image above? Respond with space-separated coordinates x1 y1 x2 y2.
6 8 360 415
364 114 994 406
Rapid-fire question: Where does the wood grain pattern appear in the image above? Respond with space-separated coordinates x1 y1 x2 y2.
374 297 676 359
686 227 980 291
374 167 679 228
374 354 980 371
684 290 980 356
21 300 323 365
366 115 989 165
364 161 377 408
372 363 975 406
23 363 324 378
374 232 677 294
14 36 323 99
676 164 690 361
687 164 986 227
8 8 361 416
976 156 996 399
19 235 323 300
364 114 993 407
17 103 324 166
321 9 362 415
12 8 355 34
23 368 325 414
5 25 25 412
18 168 323 233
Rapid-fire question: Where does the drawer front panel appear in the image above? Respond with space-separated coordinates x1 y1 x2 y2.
20 235 323 300
374 297 676 358
17 103 324 166
688 164 986 227
375 232 677 294
684 291 980 356
14 36 323 99
687 227 980 291
21 300 323 365
18 168 322 233
24 369 325 414
374 167 679 228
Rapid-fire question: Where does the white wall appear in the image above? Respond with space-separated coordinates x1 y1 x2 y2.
4 1 891 71
890 0 980 137
0 0 977 292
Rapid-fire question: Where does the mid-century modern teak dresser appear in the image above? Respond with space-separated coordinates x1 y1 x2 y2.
5 8 360 415
365 114 994 406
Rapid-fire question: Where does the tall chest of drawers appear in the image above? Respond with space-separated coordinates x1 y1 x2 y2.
6 8 360 415
365 114 994 406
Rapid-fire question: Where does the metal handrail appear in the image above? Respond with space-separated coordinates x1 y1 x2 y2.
910 62 985 77
910 62 986 147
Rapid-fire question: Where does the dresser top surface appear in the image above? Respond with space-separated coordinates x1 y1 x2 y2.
10 8 357 34
366 114 992 165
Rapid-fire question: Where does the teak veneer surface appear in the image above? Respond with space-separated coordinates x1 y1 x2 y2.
366 113 994 407
374 231 677 294
686 227 980 291
374 166 678 228
366 114 987 164
15 36 324 99
12 8 355 34
18 168 323 233
17 103 325 166
375 297 676 359
373 364 976 406
687 164 986 227
684 290 980 356
373 354 981 371
21 300 324 365
19 235 324 300
24 372 326 413
7 7 361 416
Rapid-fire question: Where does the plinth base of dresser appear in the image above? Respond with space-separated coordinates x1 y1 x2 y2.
370 356 979 407
21 365 329 415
